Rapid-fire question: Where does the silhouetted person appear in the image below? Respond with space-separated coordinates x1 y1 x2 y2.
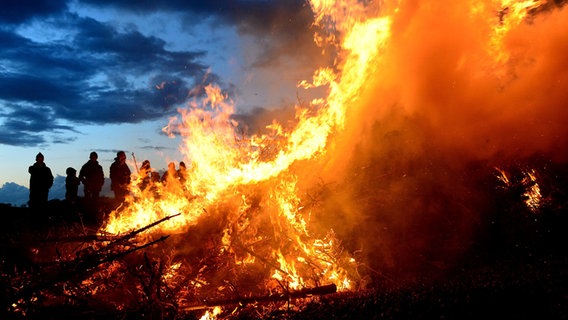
161 162 178 185
28 152 54 208
151 172 161 184
79 151 105 201
148 171 161 196
110 151 131 202
177 161 188 185
65 167 80 203
138 160 152 191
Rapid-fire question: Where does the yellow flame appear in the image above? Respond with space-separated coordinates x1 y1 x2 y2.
482 0 547 65
85 0 421 304
99 0 395 294
77 0 568 310
199 306 222 320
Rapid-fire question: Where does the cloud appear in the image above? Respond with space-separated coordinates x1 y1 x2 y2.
139 145 174 152
0 6 221 147
80 0 325 79
0 182 29 206
0 17 218 146
79 0 310 32
0 1 326 148
0 0 68 24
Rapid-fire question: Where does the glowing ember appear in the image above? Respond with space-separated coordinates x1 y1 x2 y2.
495 167 543 211
522 169 542 211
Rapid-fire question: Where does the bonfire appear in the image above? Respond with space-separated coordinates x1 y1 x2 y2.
2 0 567 319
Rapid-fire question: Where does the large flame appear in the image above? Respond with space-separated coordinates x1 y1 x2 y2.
100 0 568 310
102 0 396 295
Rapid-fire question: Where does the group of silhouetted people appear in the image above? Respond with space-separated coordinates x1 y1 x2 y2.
135 159 189 198
28 151 189 209
28 151 130 209
63 151 106 205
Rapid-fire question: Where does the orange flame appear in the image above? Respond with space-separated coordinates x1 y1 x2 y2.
98 0 567 307
100 0 399 295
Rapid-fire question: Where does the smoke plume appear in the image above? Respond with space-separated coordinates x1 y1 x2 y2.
316 1 568 281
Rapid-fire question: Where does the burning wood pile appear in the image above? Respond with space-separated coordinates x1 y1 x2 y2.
1 201 356 319
3 0 568 318
1 159 566 320
2 176 364 318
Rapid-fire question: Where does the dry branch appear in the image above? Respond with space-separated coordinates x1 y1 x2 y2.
233 241 290 277
6 214 179 314
184 284 337 311
41 213 181 244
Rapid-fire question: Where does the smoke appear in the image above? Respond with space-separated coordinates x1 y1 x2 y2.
314 2 568 281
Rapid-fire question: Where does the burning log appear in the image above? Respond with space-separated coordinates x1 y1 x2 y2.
184 283 337 311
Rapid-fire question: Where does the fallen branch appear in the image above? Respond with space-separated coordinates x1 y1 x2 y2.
42 234 120 243
184 284 337 311
42 213 181 244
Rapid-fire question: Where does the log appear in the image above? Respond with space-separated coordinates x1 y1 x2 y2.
184 284 337 311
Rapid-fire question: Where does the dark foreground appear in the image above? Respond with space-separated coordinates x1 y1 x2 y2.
0 193 566 320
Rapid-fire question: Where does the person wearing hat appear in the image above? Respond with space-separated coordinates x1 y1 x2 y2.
109 151 131 202
28 152 54 208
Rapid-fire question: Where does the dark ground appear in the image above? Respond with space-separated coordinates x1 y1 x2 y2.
0 185 566 319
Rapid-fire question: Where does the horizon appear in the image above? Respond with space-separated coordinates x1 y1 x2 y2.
0 164 180 207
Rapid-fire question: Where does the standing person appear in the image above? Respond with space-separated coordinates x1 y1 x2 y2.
177 161 188 185
65 167 80 203
28 152 54 208
110 151 131 202
79 151 105 201
161 162 178 186
138 160 152 191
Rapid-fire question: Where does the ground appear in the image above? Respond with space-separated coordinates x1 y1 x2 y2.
0 190 566 319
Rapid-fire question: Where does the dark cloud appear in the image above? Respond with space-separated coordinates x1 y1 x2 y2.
79 0 309 28
0 130 47 146
80 0 323 72
0 0 68 24
0 0 321 147
0 103 78 146
0 8 219 146
140 145 173 151
0 73 80 104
